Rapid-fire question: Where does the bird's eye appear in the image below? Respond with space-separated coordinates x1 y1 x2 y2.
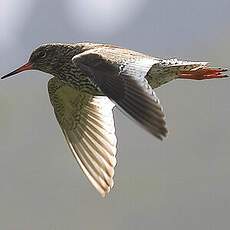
37 50 46 58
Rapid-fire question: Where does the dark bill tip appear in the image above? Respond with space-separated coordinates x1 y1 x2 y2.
1 62 33 79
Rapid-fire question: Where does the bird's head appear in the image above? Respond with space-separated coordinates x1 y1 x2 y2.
1 43 79 79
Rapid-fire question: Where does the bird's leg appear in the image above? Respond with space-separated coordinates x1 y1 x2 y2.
178 67 229 80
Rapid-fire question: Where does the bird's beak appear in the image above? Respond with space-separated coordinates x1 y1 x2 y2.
1 62 33 79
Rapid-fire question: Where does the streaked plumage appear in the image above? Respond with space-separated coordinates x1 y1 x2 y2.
1 43 228 197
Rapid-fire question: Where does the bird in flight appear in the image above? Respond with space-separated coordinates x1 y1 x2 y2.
1 43 228 197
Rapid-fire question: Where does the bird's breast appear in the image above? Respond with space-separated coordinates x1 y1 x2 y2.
58 67 103 96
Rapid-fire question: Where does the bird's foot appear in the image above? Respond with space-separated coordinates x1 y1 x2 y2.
178 67 229 80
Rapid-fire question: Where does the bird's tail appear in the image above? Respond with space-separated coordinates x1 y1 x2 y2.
178 63 229 80
147 59 228 88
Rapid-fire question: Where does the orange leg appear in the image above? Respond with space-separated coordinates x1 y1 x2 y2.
178 67 229 80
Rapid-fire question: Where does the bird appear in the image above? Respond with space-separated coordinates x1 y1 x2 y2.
1 43 229 197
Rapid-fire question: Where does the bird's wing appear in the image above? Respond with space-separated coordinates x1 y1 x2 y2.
48 77 117 197
72 48 168 140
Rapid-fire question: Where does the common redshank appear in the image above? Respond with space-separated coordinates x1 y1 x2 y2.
1 43 228 197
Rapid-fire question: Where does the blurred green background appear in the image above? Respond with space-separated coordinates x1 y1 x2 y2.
0 0 230 229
